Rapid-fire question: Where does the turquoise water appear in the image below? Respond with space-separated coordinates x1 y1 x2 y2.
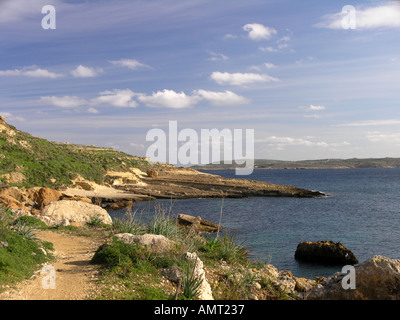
109 168 400 279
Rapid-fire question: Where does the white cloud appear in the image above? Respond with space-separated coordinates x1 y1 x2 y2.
92 89 138 108
243 23 277 40
207 51 229 61
193 90 250 106
210 71 279 86
258 136 350 150
224 33 237 40
87 107 99 114
0 0 56 23
260 46 278 53
303 104 326 111
71 65 103 78
316 3 400 30
40 96 88 108
264 63 276 69
338 119 400 127
138 89 200 109
0 66 63 79
0 111 25 122
367 131 400 144
109 59 152 70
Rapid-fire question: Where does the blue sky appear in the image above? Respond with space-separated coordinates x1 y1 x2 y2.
1 0 400 163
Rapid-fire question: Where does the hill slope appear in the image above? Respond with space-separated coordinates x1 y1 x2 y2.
0 118 151 188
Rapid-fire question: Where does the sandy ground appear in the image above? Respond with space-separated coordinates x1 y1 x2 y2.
0 230 104 300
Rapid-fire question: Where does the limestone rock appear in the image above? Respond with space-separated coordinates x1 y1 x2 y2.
295 277 316 292
306 255 400 300
0 172 26 184
114 233 175 254
60 194 93 204
74 181 95 191
295 240 358 265
177 214 221 232
146 170 158 178
0 194 29 212
0 186 29 203
41 200 112 226
33 187 62 210
184 252 214 300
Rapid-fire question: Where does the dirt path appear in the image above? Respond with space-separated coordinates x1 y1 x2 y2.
0 230 105 300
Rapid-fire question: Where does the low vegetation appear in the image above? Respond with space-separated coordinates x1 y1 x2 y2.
0 206 54 291
0 203 295 300
0 122 151 188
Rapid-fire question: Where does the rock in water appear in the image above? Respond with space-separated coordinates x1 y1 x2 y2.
306 255 400 300
177 214 221 232
295 241 358 265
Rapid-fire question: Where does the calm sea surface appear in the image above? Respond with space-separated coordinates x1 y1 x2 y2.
109 168 400 279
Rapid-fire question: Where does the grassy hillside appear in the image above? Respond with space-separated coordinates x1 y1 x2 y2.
192 158 400 170
0 121 151 188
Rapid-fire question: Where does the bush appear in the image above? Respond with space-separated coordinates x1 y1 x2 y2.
13 215 47 229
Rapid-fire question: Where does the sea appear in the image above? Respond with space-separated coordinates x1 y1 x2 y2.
108 168 400 279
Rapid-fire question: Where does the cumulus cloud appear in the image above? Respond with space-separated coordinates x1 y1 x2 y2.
71 65 103 78
316 2 400 30
243 23 277 40
0 66 63 78
92 89 138 108
138 89 200 109
40 96 88 108
210 71 279 86
109 59 152 70
193 90 250 106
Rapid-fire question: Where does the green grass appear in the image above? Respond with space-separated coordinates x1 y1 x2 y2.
0 122 151 188
0 207 54 289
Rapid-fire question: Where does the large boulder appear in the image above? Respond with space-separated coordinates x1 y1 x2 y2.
295 241 358 265
177 214 221 232
33 187 61 210
114 233 176 254
41 200 112 226
306 256 400 300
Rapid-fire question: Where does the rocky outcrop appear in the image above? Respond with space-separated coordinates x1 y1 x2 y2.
177 214 221 232
184 252 214 300
118 168 325 199
306 256 400 300
295 241 358 265
146 170 158 178
32 187 61 210
40 200 112 226
0 194 30 212
114 233 176 254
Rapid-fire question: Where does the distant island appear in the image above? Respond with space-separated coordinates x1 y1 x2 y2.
191 158 400 170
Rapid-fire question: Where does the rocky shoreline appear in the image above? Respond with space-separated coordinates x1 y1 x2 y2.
2 167 400 300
